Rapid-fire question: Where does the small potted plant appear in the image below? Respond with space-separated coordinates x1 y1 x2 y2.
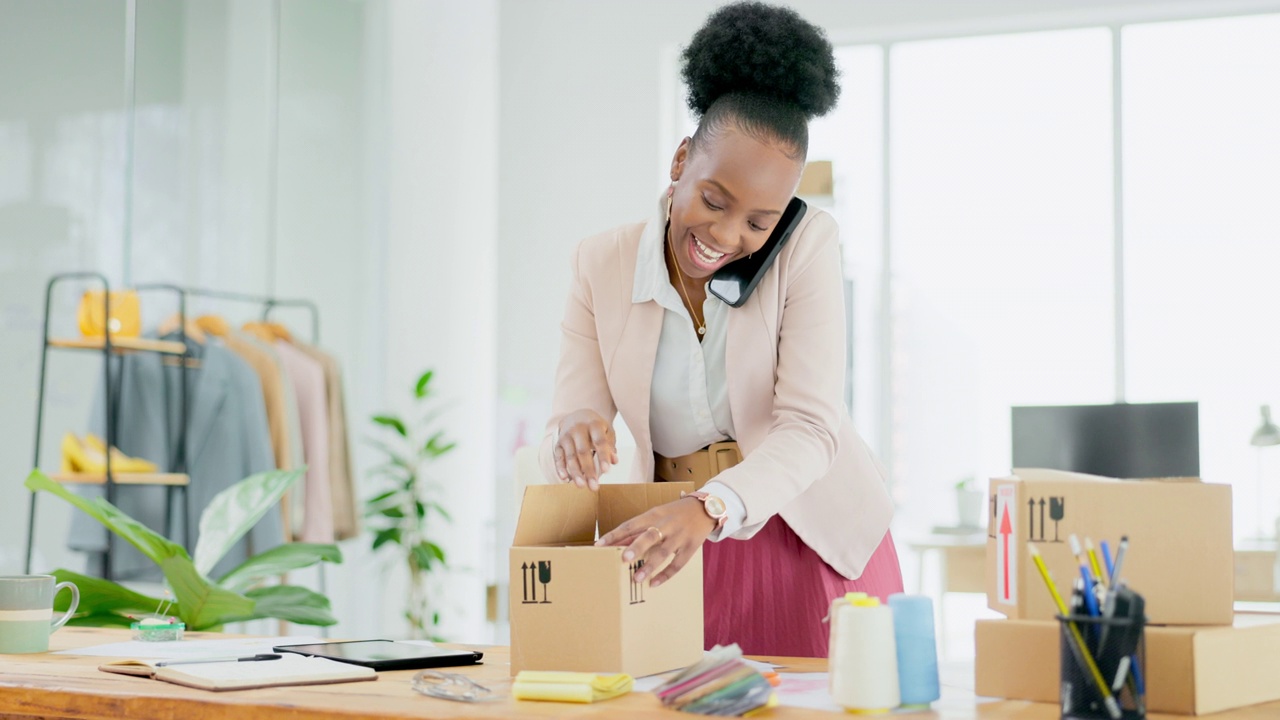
954 476 984 529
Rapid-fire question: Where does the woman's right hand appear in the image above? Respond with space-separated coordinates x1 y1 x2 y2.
554 409 619 490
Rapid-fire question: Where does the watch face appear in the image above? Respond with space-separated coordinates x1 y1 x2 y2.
704 496 727 517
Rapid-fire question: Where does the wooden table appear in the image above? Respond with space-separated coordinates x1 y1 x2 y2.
2 628 1279 719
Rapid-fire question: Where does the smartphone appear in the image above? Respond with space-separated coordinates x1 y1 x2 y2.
707 197 807 308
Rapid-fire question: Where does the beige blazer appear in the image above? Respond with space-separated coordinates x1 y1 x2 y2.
538 200 894 580
296 342 360 541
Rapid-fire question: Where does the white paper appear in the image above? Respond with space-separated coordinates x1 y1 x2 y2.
59 636 324 661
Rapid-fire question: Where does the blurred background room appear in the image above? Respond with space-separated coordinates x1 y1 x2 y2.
3 0 1280 661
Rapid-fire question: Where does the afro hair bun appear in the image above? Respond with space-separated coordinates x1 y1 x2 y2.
681 1 839 120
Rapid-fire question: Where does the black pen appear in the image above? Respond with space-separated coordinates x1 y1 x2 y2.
156 653 282 667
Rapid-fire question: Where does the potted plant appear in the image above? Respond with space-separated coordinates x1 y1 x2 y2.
365 370 454 640
24 468 341 629
954 476 984 529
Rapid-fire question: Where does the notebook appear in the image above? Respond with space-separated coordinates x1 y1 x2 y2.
98 654 378 691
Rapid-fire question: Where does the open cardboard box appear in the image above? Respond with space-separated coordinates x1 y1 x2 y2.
987 468 1233 625
975 615 1280 715
509 482 703 677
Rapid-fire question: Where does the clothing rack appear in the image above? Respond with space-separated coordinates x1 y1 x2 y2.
25 275 324 589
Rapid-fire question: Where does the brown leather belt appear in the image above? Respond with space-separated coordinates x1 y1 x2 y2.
654 441 742 490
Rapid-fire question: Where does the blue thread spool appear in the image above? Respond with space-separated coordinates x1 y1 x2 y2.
888 594 940 709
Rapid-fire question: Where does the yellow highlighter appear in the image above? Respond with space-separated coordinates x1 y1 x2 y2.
1028 544 1120 720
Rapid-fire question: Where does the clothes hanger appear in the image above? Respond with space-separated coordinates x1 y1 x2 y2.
156 313 207 344
194 314 231 337
242 320 293 342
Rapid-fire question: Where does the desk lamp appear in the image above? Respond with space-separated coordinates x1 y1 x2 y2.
1250 405 1280 538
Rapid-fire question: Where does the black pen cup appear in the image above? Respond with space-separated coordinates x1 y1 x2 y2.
1057 614 1146 720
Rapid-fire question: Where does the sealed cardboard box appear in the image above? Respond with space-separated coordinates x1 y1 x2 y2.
509 482 702 677
986 469 1232 625
975 616 1280 715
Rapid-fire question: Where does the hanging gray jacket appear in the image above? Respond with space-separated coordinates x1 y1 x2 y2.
69 335 281 582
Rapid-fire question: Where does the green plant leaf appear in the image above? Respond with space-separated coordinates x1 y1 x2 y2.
193 469 303 577
24 470 187 566
415 500 426 519
372 527 402 550
373 414 408 438
367 489 398 505
225 585 336 626
365 438 415 472
217 543 343 594
415 370 434 399
66 612 136 628
429 503 453 523
161 555 255 630
422 431 457 458
380 506 406 519
50 569 164 617
411 541 446 571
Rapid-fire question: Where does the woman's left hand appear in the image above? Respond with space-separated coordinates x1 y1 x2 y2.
595 497 715 588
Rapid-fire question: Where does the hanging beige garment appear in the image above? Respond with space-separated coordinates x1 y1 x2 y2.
294 342 359 541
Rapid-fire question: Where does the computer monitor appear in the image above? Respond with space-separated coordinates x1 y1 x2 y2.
1011 402 1199 478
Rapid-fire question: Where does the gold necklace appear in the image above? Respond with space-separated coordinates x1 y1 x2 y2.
666 229 707 336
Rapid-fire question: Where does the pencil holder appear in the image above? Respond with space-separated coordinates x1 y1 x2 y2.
1057 614 1145 720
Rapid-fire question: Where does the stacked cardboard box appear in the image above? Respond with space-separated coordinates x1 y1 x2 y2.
974 469 1280 715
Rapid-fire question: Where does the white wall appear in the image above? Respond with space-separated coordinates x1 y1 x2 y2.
383 0 499 643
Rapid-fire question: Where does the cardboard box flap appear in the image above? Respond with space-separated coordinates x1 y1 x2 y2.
1012 467 1202 484
514 484 597 546
598 482 693 538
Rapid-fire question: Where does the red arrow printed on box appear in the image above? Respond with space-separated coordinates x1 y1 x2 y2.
999 505 1012 599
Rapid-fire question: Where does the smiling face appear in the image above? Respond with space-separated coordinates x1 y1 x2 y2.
667 127 803 280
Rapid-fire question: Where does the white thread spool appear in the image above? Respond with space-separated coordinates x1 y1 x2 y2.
829 594 900 713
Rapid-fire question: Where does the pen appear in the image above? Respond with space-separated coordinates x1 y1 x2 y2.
1110 536 1129 587
1100 540 1114 579
1085 538 1107 589
156 654 282 667
1028 544 1120 720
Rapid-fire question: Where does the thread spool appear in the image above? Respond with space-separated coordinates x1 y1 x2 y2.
828 595 900 713
888 594 940 709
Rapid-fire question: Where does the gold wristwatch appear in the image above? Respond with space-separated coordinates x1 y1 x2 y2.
683 491 728 529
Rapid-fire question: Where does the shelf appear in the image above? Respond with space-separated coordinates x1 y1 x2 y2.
50 473 189 487
47 337 187 356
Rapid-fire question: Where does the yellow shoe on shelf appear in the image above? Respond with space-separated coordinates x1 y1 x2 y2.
83 433 158 474
60 433 83 474
61 433 159 475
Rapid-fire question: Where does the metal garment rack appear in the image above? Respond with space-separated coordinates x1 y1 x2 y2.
25 276 322 588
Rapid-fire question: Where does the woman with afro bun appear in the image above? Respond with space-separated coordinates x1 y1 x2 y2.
538 2 902 657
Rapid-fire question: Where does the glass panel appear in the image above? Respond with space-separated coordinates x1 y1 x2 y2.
1123 14 1280 542
889 28 1115 529
130 0 276 311
0 0 130 573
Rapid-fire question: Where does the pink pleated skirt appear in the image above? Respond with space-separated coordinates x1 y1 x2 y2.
702 517 903 658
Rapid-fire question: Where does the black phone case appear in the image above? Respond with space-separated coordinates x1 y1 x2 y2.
707 197 807 308
274 640 484 671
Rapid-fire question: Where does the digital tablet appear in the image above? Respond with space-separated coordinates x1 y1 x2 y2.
274 640 483 671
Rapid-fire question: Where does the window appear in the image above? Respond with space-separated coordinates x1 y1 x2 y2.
888 29 1115 526
1123 14 1280 540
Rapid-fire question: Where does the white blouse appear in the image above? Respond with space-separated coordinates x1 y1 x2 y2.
631 212 747 539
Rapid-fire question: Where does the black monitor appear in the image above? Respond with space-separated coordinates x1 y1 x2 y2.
1011 402 1199 478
